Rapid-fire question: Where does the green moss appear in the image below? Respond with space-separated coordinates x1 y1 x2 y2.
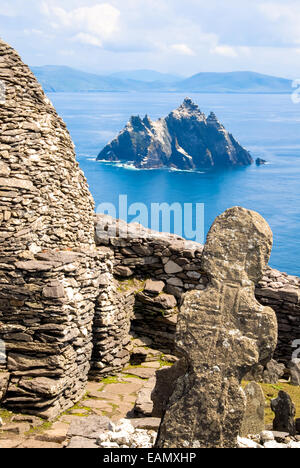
25 420 53 436
124 364 144 369
99 376 124 385
122 373 144 380
117 278 145 293
108 403 119 411
0 407 13 422
159 359 173 368
62 402 93 418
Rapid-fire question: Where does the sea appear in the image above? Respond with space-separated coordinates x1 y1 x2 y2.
49 92 300 276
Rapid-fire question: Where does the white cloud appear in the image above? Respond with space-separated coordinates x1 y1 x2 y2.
74 33 103 47
211 45 238 58
259 2 300 45
42 3 120 46
2 0 300 77
170 43 195 56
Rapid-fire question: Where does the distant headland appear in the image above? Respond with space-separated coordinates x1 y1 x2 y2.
32 67 292 94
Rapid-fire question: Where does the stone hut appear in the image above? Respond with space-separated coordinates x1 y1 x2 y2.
0 38 104 419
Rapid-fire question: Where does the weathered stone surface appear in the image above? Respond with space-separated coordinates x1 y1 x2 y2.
151 360 187 418
67 436 99 449
130 418 161 431
134 376 156 416
271 391 296 435
0 372 10 401
156 207 278 449
237 436 263 449
144 280 165 296
42 281 65 299
114 265 133 277
240 383 265 437
164 261 183 274
289 359 300 386
244 359 285 384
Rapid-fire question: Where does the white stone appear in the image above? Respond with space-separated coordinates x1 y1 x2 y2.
237 436 264 449
118 419 135 434
110 431 131 445
97 433 109 443
264 441 287 449
260 431 275 443
131 430 152 448
28 243 42 254
286 441 300 449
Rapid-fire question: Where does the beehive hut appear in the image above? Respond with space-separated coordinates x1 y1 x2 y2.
0 38 101 419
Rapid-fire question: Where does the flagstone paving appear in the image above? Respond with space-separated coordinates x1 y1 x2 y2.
0 364 158 449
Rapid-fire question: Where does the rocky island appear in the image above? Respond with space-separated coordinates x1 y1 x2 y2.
97 98 253 170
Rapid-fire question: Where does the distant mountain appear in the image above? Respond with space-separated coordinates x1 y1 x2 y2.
109 69 182 83
31 65 163 92
31 66 292 94
97 97 253 170
176 71 292 94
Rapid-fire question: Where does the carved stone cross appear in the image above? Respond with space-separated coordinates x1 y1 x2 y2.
156 207 278 448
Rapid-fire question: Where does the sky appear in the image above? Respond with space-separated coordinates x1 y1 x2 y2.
0 0 300 78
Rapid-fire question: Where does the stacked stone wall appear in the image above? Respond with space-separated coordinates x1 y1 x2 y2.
256 268 300 365
0 250 105 419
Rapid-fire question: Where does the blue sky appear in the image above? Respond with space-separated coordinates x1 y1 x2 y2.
0 0 299 78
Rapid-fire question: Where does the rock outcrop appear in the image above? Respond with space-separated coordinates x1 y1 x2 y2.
240 382 265 437
271 391 296 435
156 207 278 448
289 359 300 386
97 98 253 170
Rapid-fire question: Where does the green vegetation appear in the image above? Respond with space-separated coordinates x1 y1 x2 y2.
25 420 53 436
122 373 145 380
99 375 124 385
159 358 173 368
0 406 13 423
117 278 145 293
243 381 300 426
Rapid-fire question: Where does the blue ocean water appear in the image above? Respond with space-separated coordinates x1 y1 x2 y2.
49 92 300 276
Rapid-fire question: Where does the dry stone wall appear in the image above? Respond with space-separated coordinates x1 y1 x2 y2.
0 250 105 419
256 268 300 365
95 214 300 367
90 248 132 378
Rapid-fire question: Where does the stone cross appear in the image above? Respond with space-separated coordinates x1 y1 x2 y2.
156 207 278 448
